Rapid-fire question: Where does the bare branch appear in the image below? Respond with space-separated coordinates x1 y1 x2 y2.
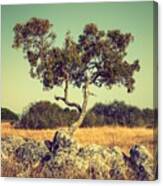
55 96 82 113
55 79 82 113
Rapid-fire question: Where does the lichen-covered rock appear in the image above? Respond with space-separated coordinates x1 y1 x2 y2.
15 139 48 165
1 136 25 157
1 131 156 180
109 146 128 179
44 130 80 154
1 136 49 177
129 145 155 180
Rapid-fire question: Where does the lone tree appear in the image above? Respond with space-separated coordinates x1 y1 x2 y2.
12 17 140 135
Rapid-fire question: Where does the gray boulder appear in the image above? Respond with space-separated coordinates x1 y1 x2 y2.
15 139 49 165
1 130 156 180
128 145 155 180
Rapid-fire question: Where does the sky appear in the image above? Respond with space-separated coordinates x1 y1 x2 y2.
1 1 157 114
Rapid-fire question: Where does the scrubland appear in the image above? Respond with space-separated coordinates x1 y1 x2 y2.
1 122 156 154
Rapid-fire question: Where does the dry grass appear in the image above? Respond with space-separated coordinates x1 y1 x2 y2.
1 122 156 154
75 126 156 155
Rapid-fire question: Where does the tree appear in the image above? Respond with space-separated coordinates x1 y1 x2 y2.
12 17 140 135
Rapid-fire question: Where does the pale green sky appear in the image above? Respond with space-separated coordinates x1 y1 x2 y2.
1 2 157 113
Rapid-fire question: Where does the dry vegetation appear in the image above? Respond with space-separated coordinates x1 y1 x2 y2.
1 122 156 155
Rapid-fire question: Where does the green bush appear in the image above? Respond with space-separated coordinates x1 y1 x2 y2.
15 101 78 129
1 108 18 121
82 101 157 128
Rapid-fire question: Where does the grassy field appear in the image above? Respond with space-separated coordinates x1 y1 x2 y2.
1 122 156 154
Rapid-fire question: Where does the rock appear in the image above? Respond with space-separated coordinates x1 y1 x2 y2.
15 139 48 165
44 130 80 154
1 136 25 157
129 145 155 180
109 146 128 179
1 136 49 177
1 131 156 180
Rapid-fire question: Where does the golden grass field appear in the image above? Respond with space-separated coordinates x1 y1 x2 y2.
1 122 156 155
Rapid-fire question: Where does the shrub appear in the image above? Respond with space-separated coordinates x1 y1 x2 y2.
82 101 157 127
1 108 18 121
82 112 97 127
15 101 78 129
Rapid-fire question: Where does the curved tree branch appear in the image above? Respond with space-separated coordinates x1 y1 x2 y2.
55 79 82 113
55 96 82 113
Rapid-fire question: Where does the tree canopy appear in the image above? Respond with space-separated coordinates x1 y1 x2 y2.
13 18 140 92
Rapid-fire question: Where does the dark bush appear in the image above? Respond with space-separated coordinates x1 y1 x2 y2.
1 108 18 121
82 112 97 127
15 101 78 129
82 101 157 128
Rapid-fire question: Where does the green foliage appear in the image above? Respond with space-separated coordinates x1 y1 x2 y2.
15 101 78 129
1 108 19 121
12 18 140 92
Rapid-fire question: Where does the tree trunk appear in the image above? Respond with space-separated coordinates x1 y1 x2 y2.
69 80 89 136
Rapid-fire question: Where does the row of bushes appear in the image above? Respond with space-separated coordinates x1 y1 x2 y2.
12 100 157 129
